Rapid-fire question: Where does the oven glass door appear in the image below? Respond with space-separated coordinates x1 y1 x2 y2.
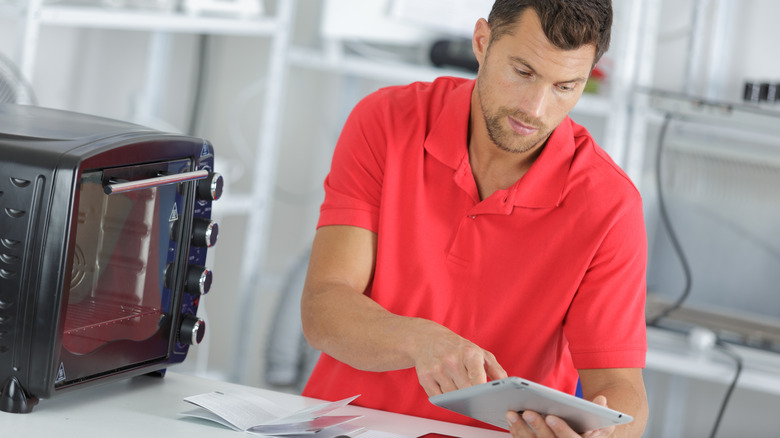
61 159 191 372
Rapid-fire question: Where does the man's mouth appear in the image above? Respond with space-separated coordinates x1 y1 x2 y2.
507 116 538 136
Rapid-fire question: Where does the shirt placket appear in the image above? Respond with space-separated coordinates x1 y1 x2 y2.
447 161 516 265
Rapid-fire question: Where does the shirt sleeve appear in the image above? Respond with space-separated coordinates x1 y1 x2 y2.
564 196 648 369
317 91 389 232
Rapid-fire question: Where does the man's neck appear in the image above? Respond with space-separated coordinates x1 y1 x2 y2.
468 137 544 201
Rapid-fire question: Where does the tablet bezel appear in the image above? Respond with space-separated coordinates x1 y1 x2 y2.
429 377 633 433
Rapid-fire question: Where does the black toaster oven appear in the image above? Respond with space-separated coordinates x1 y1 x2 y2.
0 104 222 413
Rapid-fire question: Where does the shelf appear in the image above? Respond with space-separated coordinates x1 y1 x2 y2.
36 6 278 36
646 326 780 395
288 46 473 85
645 89 780 134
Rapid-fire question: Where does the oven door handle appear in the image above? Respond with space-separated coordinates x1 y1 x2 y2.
104 169 209 195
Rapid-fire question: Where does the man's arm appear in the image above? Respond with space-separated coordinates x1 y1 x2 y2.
506 368 648 437
577 368 648 437
300 225 507 396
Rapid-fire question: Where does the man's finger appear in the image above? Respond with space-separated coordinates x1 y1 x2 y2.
417 372 443 397
462 348 488 387
506 411 536 437
592 395 608 407
437 377 460 394
545 415 584 438
483 350 508 381
522 411 557 438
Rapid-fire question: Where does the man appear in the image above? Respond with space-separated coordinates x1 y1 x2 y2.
301 1 649 436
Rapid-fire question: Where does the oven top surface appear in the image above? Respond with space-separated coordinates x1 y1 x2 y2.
0 104 151 143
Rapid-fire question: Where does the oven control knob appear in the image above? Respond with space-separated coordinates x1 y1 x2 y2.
192 218 218 248
164 263 174 290
196 172 223 201
185 265 212 295
179 315 206 345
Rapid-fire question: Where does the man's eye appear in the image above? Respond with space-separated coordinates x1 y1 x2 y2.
557 83 576 92
515 69 532 78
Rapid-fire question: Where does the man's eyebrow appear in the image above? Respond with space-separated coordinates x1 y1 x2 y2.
509 55 589 84
510 56 538 75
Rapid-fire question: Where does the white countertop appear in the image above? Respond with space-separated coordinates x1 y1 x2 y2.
9 327 767 437
1 371 505 438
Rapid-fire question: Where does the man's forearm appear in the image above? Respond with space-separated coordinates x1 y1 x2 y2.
301 281 507 396
301 281 425 372
300 225 422 372
579 368 649 437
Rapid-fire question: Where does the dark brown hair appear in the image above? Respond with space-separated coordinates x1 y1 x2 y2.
487 0 613 65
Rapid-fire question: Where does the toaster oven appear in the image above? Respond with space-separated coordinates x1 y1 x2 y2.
0 104 222 413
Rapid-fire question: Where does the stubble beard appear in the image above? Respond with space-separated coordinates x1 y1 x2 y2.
478 78 550 154
482 105 550 155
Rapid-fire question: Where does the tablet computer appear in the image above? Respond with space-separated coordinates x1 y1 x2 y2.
429 377 633 433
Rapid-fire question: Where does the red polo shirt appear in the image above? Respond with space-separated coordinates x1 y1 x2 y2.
303 77 647 428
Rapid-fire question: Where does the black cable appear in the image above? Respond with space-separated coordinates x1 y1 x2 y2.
647 114 693 326
646 114 744 438
709 341 743 438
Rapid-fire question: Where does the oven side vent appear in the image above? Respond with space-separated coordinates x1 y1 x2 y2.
0 169 46 405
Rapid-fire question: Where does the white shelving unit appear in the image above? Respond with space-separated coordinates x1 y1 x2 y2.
16 1 287 79
631 2 780 435
13 0 298 385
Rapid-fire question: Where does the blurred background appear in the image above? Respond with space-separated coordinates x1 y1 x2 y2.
1 0 779 436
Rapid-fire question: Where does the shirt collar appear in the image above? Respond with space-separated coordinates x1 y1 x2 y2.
423 79 473 170
424 78 575 209
507 117 574 209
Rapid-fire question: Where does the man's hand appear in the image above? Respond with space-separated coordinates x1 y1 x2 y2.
411 321 507 397
505 395 614 438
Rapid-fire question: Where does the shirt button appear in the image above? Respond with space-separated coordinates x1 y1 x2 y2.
470 215 476 219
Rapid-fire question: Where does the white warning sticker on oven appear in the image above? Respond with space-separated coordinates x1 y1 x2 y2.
56 362 66 383
170 203 179 222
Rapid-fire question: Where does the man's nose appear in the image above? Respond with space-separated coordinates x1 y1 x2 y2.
519 83 547 119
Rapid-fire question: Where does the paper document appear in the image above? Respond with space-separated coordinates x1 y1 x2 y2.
180 391 362 436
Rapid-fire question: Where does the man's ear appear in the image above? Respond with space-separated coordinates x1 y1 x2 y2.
472 18 491 68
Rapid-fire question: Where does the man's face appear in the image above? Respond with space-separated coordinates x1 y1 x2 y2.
473 9 596 154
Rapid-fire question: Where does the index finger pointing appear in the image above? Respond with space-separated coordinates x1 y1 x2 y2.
483 350 508 381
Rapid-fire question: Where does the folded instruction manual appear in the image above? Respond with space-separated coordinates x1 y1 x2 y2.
180 391 362 436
